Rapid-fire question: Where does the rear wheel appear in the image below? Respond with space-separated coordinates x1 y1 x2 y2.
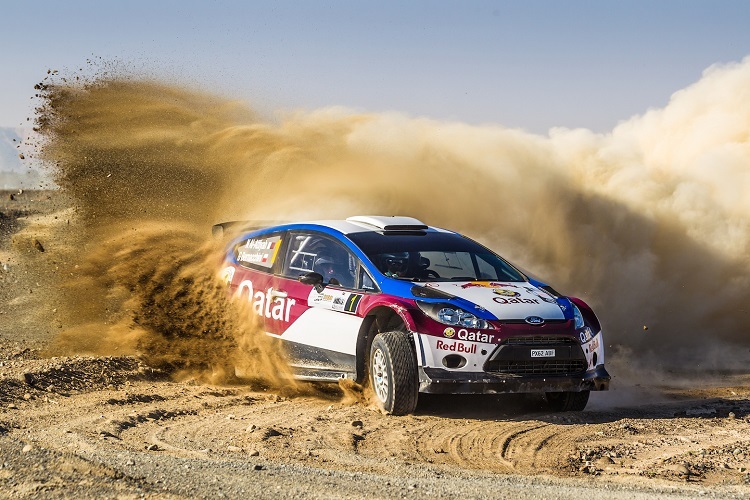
546 390 590 412
369 331 418 415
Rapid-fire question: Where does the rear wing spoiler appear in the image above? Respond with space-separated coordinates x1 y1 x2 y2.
211 220 288 239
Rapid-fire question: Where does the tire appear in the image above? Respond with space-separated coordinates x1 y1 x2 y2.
369 331 419 415
546 390 590 412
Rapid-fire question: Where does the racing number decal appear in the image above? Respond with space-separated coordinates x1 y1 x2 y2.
344 293 362 313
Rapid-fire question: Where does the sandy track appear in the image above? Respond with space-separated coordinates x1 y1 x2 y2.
2 353 750 497
2 190 750 497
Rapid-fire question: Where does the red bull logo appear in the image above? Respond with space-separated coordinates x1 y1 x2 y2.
461 282 519 289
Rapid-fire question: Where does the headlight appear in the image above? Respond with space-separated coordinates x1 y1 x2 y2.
573 304 585 330
417 301 491 329
438 307 459 324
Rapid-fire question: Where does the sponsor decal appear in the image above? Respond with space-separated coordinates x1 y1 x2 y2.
236 236 282 269
536 293 557 304
493 289 520 298
309 289 362 314
493 297 540 305
461 281 520 289
461 281 496 289
236 280 295 322
579 326 594 343
588 335 600 352
524 315 544 325
457 329 494 343
436 340 477 354
312 293 334 304
444 327 495 343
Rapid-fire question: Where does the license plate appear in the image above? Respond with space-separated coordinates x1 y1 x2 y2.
530 349 555 358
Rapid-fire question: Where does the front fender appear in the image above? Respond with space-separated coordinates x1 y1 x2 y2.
354 298 420 383
569 296 601 332
361 296 419 332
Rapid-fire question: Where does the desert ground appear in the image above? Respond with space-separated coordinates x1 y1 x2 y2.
2 189 750 499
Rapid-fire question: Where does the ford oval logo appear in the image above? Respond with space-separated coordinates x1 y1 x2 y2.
525 316 545 325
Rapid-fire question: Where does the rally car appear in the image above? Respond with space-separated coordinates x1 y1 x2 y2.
216 215 610 415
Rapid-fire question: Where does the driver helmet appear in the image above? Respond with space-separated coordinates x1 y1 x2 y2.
382 252 409 276
314 255 337 276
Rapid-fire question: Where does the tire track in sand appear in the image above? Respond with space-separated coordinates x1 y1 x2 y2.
412 420 570 473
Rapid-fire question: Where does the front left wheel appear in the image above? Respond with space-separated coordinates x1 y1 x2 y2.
369 331 419 415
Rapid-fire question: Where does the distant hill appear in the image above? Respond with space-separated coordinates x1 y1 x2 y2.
0 127 47 189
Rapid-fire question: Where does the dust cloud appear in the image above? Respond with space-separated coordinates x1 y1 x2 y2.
36 57 750 383
35 81 296 386
48 225 293 387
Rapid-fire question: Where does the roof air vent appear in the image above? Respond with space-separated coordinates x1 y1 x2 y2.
346 216 428 231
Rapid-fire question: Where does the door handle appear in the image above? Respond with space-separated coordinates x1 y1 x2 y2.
269 289 288 299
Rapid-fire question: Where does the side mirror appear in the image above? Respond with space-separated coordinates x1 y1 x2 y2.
299 272 325 292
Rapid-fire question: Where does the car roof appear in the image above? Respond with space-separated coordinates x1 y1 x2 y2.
292 216 454 236
214 216 455 241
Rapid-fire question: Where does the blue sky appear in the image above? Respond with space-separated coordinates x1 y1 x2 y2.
1 1 749 132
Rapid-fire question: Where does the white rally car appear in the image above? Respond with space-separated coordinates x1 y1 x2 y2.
217 216 610 415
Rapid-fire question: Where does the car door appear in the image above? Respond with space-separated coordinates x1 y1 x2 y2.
272 231 368 378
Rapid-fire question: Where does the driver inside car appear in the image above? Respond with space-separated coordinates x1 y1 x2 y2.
380 252 410 278
314 255 354 287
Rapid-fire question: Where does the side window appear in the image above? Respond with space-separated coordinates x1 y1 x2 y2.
234 233 283 272
285 234 318 274
359 266 378 292
283 233 358 289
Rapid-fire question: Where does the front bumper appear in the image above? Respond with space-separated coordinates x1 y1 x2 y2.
418 364 610 395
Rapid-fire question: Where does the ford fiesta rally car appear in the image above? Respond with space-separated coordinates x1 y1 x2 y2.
217 216 610 415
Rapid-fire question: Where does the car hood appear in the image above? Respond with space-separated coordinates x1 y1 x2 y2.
416 281 566 321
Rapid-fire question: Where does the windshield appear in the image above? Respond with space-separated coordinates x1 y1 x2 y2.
347 231 526 282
